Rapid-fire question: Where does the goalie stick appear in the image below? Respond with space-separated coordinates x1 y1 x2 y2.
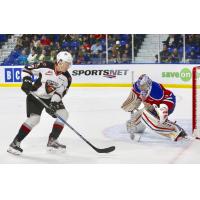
30 92 115 153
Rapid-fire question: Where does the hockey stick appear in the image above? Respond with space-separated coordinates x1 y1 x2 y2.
30 92 115 153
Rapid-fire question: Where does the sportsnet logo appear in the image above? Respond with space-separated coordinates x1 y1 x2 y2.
72 69 129 78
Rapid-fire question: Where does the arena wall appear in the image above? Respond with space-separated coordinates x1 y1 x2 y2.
0 64 198 88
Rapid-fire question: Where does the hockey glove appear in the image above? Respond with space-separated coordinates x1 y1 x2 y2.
153 104 168 123
21 76 33 95
46 102 60 118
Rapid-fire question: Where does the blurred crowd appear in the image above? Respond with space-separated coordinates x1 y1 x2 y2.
157 34 200 63
1 34 200 65
14 34 106 65
157 34 183 63
185 34 200 63
2 34 146 65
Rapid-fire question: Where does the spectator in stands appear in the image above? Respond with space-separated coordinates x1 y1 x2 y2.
16 49 28 65
186 50 197 63
83 52 91 64
160 44 171 63
29 42 34 51
91 41 103 55
15 38 24 51
22 36 31 49
40 35 51 46
32 35 41 48
186 35 196 46
49 50 56 62
38 49 47 62
122 43 132 60
76 49 84 64
110 41 122 59
170 48 180 63
54 41 61 51
109 53 118 64
163 34 183 48
121 53 130 63
91 41 103 63
83 41 91 51
27 48 38 63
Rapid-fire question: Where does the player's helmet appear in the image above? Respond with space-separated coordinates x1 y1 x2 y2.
56 51 73 72
57 51 73 66
136 74 152 92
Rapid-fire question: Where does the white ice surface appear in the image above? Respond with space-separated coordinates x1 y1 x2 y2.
0 87 199 163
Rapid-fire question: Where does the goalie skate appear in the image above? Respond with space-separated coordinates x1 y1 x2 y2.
7 140 23 155
47 137 66 152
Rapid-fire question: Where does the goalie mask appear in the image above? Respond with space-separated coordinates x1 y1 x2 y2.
56 51 73 72
136 74 152 92
136 74 152 100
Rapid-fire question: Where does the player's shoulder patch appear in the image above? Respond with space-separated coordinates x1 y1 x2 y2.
149 81 164 100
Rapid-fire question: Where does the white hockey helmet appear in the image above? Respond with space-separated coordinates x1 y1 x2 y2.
57 51 73 66
136 74 152 91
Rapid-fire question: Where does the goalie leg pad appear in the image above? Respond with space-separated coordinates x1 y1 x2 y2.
126 109 146 134
141 109 182 140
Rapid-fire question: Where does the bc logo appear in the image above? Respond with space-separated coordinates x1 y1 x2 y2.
5 68 22 82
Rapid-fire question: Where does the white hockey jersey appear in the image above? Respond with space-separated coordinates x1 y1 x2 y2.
22 62 72 102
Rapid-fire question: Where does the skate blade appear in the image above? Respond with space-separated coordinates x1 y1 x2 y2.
7 147 22 155
47 146 66 153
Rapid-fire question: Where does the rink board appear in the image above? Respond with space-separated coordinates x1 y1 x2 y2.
0 64 198 88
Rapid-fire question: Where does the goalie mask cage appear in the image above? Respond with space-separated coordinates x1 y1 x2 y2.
192 66 200 134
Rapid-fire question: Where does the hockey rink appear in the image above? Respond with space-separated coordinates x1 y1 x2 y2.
0 87 199 164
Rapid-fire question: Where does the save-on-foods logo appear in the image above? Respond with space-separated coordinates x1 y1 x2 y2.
72 69 129 78
162 68 192 82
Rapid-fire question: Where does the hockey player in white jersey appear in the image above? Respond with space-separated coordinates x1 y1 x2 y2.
7 51 73 155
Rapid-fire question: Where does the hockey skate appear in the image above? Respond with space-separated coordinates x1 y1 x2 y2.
47 137 66 152
7 140 23 155
173 123 190 141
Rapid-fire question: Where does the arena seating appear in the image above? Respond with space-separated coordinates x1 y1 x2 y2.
1 34 200 65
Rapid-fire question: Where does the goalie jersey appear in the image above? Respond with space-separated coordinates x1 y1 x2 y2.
22 61 72 102
132 81 176 114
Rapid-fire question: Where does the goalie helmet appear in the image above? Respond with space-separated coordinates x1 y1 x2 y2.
136 74 152 92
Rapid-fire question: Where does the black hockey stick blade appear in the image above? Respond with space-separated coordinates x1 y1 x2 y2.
94 146 115 153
